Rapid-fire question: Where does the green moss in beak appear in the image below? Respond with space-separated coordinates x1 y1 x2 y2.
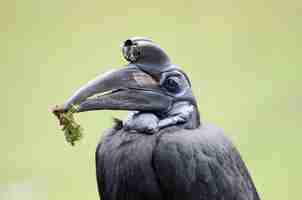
60 104 83 146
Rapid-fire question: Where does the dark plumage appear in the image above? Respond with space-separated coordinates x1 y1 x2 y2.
96 123 259 200
57 37 260 200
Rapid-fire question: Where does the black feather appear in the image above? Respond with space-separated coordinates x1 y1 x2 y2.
112 117 123 130
95 123 260 200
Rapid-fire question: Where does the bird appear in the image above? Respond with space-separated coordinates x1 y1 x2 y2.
54 37 261 200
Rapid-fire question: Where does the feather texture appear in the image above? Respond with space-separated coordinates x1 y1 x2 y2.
95 123 260 200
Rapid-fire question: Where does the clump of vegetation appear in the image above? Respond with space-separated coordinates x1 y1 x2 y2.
51 104 84 146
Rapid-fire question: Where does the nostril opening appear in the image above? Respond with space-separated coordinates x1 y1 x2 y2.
124 39 133 46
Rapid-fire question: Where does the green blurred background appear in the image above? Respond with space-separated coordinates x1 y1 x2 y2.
1 0 301 199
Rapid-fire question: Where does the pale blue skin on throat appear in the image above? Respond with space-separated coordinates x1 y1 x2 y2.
123 101 194 134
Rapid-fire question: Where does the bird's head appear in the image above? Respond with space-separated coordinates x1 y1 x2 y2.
62 37 200 130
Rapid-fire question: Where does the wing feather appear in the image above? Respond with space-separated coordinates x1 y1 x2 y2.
152 124 260 200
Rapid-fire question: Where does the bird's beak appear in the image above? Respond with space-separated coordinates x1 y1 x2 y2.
63 66 172 113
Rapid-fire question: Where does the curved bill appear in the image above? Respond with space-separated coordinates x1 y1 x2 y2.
63 65 172 113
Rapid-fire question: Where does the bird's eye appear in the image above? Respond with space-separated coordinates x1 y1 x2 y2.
163 77 181 93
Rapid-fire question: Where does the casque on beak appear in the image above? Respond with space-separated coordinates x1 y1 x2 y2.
63 65 172 113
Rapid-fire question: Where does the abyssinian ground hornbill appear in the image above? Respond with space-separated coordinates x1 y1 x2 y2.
53 37 260 200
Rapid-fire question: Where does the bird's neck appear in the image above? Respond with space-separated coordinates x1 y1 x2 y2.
185 107 201 129
122 102 200 134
